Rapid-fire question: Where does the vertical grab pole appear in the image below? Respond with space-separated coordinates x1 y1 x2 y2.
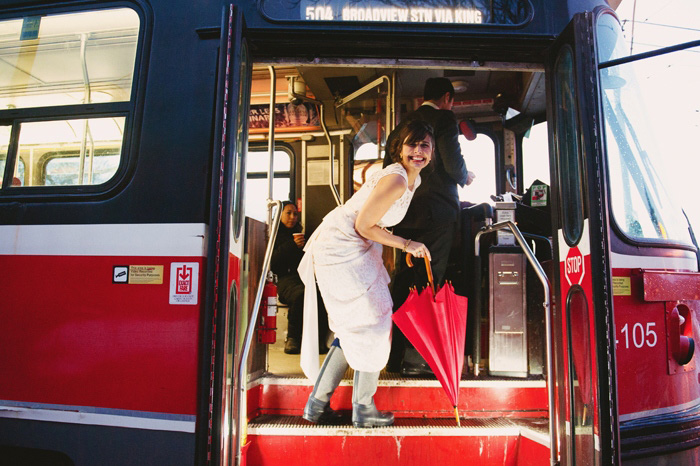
288 76 340 206
475 221 557 466
235 200 283 465
78 33 93 185
266 66 276 226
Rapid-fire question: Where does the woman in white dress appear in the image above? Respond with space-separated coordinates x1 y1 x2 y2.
298 119 434 428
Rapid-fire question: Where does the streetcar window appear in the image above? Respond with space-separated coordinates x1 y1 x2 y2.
11 117 124 187
232 41 251 241
597 14 693 245
0 125 8 186
355 142 380 161
553 45 584 246
0 7 140 191
458 133 496 205
521 122 550 188
0 9 139 109
246 148 293 222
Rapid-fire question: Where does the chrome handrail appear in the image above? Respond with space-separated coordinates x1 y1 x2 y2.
266 66 276 225
288 76 340 206
336 75 392 162
474 220 557 466
234 199 282 465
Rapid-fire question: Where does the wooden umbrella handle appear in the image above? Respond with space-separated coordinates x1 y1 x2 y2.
406 253 435 294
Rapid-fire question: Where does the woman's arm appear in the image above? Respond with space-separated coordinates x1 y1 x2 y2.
355 174 431 260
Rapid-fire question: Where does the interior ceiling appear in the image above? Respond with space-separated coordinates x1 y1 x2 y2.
262 65 546 117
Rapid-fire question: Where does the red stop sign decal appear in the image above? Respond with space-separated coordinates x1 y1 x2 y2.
565 246 585 286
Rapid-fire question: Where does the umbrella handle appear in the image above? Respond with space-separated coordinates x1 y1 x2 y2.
406 254 435 294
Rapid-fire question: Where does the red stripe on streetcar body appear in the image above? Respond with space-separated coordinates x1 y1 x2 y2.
246 434 543 466
642 270 700 302
0 254 203 415
613 268 700 418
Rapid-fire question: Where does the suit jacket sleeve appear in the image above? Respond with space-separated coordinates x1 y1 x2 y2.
435 111 468 187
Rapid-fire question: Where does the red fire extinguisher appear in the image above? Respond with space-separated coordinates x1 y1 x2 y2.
258 280 277 344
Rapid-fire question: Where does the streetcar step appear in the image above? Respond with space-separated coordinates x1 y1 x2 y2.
245 415 550 465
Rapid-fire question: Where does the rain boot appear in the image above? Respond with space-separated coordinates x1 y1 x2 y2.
303 340 347 424
352 371 394 428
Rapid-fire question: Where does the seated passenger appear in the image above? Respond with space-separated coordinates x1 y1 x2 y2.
271 201 330 354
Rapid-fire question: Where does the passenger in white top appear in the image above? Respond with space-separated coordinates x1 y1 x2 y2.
298 119 434 428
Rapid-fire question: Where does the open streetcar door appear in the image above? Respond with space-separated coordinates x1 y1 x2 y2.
546 8 621 466
197 4 252 466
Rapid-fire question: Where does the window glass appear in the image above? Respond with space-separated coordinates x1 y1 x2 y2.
354 135 497 204
567 287 595 465
554 45 584 245
246 149 291 172
0 9 139 109
232 41 251 239
246 148 292 222
0 125 9 186
597 13 694 244
458 133 496 205
354 142 380 161
521 121 550 189
12 117 124 187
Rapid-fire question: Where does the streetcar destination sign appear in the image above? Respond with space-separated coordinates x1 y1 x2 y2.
261 0 532 25
305 6 483 23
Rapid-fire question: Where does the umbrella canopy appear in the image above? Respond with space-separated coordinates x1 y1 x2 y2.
392 256 468 425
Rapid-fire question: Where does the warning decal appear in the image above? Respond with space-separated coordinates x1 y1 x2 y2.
129 265 164 284
170 262 199 305
112 265 163 284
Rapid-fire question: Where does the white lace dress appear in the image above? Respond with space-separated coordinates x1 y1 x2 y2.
298 163 420 379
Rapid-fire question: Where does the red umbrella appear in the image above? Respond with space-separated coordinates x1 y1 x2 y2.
392 255 468 425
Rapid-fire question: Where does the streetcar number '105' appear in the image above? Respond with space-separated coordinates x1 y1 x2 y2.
619 322 657 349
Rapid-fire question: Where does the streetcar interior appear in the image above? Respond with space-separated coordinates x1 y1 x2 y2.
246 62 552 380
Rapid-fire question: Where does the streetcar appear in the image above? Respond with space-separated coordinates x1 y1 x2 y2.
0 0 698 465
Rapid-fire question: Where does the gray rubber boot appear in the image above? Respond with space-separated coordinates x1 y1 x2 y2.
352 371 394 428
303 344 348 424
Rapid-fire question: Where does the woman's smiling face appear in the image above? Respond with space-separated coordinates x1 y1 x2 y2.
400 135 433 171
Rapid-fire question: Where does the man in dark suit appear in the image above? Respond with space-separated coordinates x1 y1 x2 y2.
383 77 474 374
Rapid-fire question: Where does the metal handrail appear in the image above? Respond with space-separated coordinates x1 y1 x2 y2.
474 220 557 466
266 66 276 226
288 76 340 206
78 33 95 185
335 75 392 161
234 199 282 465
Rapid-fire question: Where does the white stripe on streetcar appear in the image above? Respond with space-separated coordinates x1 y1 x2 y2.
0 406 196 433
0 223 207 256
611 251 698 272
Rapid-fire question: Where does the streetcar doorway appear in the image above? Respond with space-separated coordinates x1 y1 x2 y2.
239 59 555 462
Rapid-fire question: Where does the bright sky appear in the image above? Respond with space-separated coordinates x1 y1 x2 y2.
614 0 700 235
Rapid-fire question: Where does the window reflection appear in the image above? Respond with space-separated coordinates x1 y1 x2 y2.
597 13 693 245
0 9 139 110
11 118 124 187
246 148 293 222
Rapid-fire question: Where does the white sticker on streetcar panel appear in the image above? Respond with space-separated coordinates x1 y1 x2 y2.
113 266 129 283
169 262 199 305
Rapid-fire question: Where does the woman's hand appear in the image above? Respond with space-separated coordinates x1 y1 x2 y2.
405 240 431 261
292 233 306 248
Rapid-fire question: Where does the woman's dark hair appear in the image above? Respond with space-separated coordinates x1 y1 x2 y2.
389 119 434 163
